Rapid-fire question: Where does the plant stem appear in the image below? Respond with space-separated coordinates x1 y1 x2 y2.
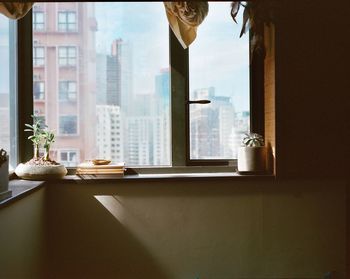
44 147 50 161
34 145 39 159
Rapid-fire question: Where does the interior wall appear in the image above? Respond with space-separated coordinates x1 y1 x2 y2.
274 0 349 179
0 188 45 279
45 179 346 279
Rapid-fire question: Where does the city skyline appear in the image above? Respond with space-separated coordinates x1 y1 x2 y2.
1 2 250 168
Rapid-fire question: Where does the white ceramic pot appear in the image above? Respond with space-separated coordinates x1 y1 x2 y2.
15 163 67 180
237 146 267 172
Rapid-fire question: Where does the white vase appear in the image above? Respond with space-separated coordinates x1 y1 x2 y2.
15 163 67 180
237 146 267 172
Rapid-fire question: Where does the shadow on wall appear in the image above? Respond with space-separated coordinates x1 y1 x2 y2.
45 185 168 279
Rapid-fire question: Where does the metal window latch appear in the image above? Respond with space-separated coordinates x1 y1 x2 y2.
187 100 211 104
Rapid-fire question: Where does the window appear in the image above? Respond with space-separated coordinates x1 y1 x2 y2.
59 150 78 167
33 46 44 67
58 11 77 32
0 15 16 170
59 81 77 101
33 11 45 31
33 81 45 100
59 115 78 135
188 2 249 161
29 2 253 168
58 46 76 66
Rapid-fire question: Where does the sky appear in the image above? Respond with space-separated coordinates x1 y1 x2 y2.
0 3 249 111
95 2 249 112
0 15 9 97
95 3 169 96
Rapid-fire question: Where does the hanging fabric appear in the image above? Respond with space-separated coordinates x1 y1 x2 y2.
0 2 33 20
164 1 208 49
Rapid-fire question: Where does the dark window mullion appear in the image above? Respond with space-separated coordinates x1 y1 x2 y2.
170 28 187 166
17 11 34 163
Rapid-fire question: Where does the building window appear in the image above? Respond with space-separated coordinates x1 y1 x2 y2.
59 150 78 167
58 46 76 66
33 46 44 67
58 11 77 32
33 81 45 100
33 11 44 31
59 115 78 135
59 81 77 101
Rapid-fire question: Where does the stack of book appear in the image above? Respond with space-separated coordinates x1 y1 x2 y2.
76 161 125 176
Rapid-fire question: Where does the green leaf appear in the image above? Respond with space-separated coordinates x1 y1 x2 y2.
25 124 33 128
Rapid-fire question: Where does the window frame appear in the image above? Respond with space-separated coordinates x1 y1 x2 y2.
58 46 77 67
58 115 79 136
17 4 264 171
58 11 77 32
58 149 79 167
33 11 45 31
170 29 264 167
33 46 45 67
59 80 77 102
33 81 45 100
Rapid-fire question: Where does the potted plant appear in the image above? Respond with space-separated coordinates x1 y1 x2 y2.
237 133 267 173
15 116 67 180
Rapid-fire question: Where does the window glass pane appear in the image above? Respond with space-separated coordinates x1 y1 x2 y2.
34 81 45 100
58 47 66 57
68 47 75 57
68 12 75 23
58 13 66 23
59 115 77 135
0 15 15 170
60 152 67 161
189 2 250 160
33 2 170 167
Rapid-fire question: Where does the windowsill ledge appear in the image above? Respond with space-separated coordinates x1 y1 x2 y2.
60 172 275 183
0 180 45 208
0 171 274 207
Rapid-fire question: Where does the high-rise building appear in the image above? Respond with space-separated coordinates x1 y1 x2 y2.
33 2 97 165
96 105 123 162
233 110 250 156
96 39 122 106
155 68 170 111
190 87 235 159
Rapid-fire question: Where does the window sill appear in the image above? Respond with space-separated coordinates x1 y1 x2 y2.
0 180 45 209
60 172 274 183
0 170 273 207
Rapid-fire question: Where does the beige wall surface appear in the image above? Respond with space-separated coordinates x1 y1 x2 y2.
44 179 346 279
0 188 46 279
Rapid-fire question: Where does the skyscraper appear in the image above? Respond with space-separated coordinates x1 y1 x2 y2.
190 87 235 159
155 68 170 111
96 39 123 106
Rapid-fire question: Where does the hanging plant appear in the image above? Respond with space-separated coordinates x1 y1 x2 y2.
231 1 276 55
